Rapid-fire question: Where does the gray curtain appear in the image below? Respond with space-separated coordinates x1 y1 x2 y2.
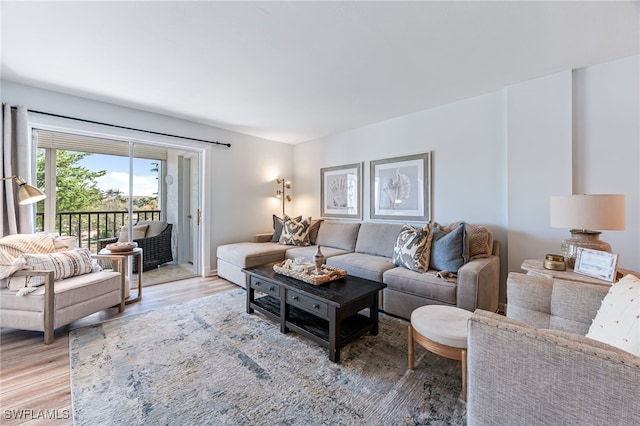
1 104 34 236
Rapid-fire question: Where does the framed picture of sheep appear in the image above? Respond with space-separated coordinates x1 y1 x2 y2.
321 162 363 219
370 152 431 221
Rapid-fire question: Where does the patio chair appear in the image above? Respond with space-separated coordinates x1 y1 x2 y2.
99 221 173 273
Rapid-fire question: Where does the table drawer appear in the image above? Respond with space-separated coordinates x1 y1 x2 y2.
287 290 328 317
250 277 280 298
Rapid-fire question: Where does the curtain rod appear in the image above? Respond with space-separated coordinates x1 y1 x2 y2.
11 106 231 148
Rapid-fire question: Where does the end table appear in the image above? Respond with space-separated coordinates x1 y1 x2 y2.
98 247 143 304
521 259 628 286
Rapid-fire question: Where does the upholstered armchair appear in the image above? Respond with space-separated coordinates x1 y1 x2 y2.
98 221 173 272
0 234 126 344
467 272 640 425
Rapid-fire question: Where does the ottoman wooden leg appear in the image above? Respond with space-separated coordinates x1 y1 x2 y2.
408 324 414 370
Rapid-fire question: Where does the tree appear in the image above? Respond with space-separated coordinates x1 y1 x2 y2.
36 150 106 212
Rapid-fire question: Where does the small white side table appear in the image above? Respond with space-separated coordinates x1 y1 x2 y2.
99 247 143 304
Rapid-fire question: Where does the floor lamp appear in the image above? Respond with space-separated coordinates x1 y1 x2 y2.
275 178 292 216
1 176 47 205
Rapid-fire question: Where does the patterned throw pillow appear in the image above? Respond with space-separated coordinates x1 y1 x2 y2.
279 217 312 246
392 224 433 273
19 248 95 286
270 215 302 242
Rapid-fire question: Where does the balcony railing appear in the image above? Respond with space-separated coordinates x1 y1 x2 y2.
36 210 161 253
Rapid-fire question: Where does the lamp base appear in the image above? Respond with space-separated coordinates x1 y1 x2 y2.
561 229 611 269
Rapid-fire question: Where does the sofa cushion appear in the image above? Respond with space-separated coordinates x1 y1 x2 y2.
430 222 468 273
270 215 301 242
315 221 361 251
118 225 149 242
354 222 404 258
383 267 457 305
216 242 289 268
285 245 351 262
327 253 397 282
279 217 312 246
18 248 95 286
586 274 640 355
392 224 432 273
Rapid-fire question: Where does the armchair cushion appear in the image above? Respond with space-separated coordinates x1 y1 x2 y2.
134 220 168 238
118 225 149 242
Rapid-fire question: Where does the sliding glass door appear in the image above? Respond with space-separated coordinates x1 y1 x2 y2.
35 129 200 285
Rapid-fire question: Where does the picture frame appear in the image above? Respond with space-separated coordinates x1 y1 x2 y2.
320 162 362 219
370 152 431 221
574 247 619 282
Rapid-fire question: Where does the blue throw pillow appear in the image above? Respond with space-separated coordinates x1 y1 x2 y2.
429 222 469 273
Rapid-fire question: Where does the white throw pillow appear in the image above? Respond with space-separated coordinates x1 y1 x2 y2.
586 274 640 356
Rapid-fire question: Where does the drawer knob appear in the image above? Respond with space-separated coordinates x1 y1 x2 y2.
293 296 299 301
313 304 320 309
269 287 275 292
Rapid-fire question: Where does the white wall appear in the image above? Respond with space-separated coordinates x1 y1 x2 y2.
573 56 640 271
294 55 639 304
506 71 573 274
1 81 294 274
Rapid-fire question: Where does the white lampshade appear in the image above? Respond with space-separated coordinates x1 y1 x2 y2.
17 182 47 205
2 176 47 205
550 194 625 231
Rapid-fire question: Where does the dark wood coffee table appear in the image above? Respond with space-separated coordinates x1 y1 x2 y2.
243 263 386 362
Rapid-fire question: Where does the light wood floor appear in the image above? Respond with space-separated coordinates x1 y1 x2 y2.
0 275 238 426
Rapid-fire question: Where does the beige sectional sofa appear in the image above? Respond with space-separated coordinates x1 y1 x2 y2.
216 220 500 319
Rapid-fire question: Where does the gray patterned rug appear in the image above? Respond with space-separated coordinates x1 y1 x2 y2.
69 289 466 425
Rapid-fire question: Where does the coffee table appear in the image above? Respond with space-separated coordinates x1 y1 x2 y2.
243 263 386 362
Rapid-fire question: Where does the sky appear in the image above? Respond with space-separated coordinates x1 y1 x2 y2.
78 154 159 197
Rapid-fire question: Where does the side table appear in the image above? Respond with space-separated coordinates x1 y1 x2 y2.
99 247 143 304
520 259 630 286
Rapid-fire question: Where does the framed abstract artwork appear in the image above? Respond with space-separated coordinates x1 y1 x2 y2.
320 162 362 219
370 152 431 221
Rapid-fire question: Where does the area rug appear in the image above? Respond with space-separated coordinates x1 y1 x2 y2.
69 289 466 425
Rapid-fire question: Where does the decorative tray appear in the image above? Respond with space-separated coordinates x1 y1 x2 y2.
273 261 347 286
105 242 138 252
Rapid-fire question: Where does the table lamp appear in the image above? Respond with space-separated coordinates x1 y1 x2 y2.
550 194 625 268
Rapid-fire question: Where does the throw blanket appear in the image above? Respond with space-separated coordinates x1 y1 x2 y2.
0 234 57 284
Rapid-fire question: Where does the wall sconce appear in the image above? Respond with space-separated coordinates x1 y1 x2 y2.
275 178 292 215
1 176 47 205
550 194 625 268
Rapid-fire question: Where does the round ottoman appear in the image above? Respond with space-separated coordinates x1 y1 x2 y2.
408 305 473 401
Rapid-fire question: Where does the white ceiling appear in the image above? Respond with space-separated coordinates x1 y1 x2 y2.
1 1 638 144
